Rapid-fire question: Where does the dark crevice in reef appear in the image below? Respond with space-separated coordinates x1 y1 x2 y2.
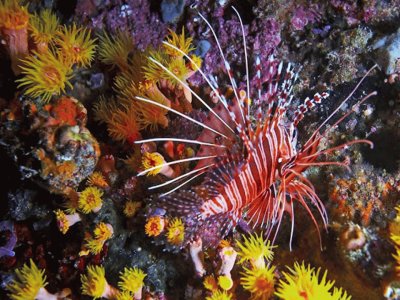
0 53 15 100
362 129 400 173
226 0 256 24
55 0 77 21
0 148 21 217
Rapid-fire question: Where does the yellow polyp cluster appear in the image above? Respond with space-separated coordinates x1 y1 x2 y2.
98 30 134 70
166 217 185 245
142 151 165 176
15 17 96 101
29 9 59 52
106 104 142 144
85 222 113 255
206 290 232 300
123 200 141 217
54 209 70 234
122 79 170 131
143 49 168 83
87 171 108 188
166 57 188 84
275 262 351 300
17 50 73 102
78 186 103 214
143 29 201 98
240 265 275 300
204 275 219 292
188 53 203 71
145 215 165 237
164 28 195 57
63 189 80 214
390 205 400 274
93 96 118 125
94 222 113 240
94 27 202 142
236 232 275 268
56 23 96 67
115 291 133 300
0 0 29 30
81 265 107 299
6 259 47 300
118 267 146 295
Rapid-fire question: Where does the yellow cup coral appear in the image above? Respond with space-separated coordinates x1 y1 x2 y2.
55 23 96 68
54 209 81 234
106 104 142 144
16 49 73 102
85 222 113 255
87 171 109 188
204 275 219 292
7 259 71 300
275 262 351 300
145 215 165 237
163 28 195 58
6 259 47 300
166 217 185 245
240 265 276 300
118 267 146 300
81 265 117 299
141 151 175 178
29 9 59 53
124 200 141 217
206 289 232 300
98 30 134 70
78 186 103 214
236 232 275 269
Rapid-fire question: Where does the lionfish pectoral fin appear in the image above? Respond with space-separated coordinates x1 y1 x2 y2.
201 210 241 242
156 190 203 216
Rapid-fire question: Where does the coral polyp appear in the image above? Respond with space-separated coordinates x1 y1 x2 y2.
16 50 72 101
56 23 96 67
166 217 185 245
78 186 103 214
0 0 28 30
28 9 59 52
6 259 47 300
275 262 351 300
98 30 134 70
236 232 275 268
240 265 276 300
80 265 108 299
118 267 146 295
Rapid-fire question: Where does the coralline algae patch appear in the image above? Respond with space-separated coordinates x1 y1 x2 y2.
1 0 400 299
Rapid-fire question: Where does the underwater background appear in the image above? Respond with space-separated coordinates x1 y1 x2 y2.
1 0 400 299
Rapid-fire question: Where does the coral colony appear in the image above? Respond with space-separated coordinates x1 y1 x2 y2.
2 0 400 299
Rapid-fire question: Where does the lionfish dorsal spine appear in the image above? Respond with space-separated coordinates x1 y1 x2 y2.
147 56 236 135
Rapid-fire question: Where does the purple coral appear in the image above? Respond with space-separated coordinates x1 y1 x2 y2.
0 221 17 258
76 0 168 50
291 6 321 31
186 2 281 91
330 0 377 24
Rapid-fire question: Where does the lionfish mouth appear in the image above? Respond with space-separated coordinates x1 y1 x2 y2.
135 6 377 248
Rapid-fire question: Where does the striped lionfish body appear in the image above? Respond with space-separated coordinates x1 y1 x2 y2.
136 8 376 246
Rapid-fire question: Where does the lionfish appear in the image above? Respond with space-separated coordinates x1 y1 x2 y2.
135 8 376 247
